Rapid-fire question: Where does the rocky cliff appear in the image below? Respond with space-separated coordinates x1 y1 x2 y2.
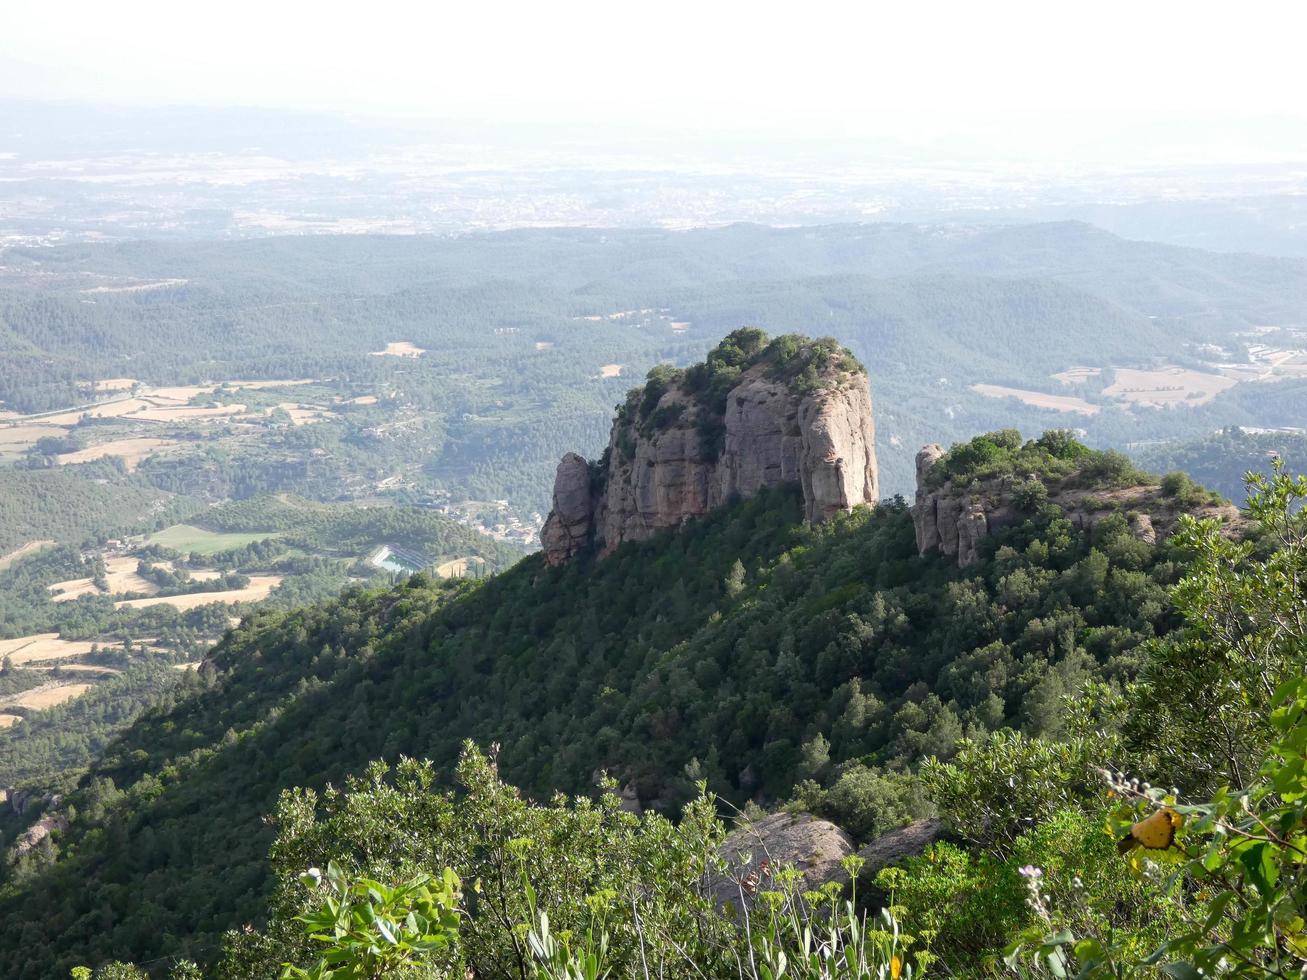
542 332 878 565
912 438 1240 567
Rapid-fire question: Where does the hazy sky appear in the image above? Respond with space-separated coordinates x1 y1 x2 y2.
5 0 1307 163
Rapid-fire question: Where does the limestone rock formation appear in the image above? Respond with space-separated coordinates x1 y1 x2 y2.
855 818 945 877
10 813 67 862
542 334 878 565
708 812 855 913
707 813 945 914
539 453 596 566
912 442 1239 567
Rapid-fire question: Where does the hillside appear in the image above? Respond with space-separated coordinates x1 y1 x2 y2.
4 222 1307 507
1131 425 1307 502
0 417 1234 974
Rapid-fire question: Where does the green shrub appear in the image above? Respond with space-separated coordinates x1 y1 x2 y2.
1012 479 1049 512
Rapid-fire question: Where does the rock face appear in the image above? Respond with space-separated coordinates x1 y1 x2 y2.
708 812 855 913
539 453 595 566
10 813 67 862
707 813 945 914
912 443 1239 567
855 818 945 877
541 338 878 566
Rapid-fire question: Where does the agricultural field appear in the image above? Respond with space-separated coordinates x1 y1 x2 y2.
0 541 53 571
369 341 426 357
146 525 281 555
0 634 100 666
114 575 284 611
7 682 93 711
1102 366 1236 407
48 556 158 601
971 383 1100 415
55 437 179 472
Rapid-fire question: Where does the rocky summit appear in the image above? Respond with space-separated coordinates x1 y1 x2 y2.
541 331 879 565
911 437 1240 567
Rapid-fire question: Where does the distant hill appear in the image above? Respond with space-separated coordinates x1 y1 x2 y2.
1132 426 1307 502
4 222 1307 504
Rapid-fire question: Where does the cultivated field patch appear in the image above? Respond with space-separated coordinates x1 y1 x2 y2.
8 682 94 710
369 341 426 358
49 556 160 601
113 575 283 610
1102 367 1235 407
971 383 1101 415
146 524 281 555
93 378 140 392
0 541 54 571
0 634 99 665
130 404 246 423
1051 366 1102 385
37 398 155 425
55 437 178 472
0 424 69 455
599 364 623 379
435 556 487 578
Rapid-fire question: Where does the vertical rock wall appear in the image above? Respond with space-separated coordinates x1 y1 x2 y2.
541 353 878 565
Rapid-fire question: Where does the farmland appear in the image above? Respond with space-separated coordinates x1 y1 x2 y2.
1102 366 1236 407
114 575 284 611
146 525 281 555
971 383 1101 415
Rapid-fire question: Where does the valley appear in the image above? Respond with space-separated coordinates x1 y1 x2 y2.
0 228 1304 978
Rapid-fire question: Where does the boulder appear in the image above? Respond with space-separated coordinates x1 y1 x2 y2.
855 818 945 878
708 812 855 914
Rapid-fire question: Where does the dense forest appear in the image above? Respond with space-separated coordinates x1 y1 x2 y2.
0 426 1269 976
5 222 1307 506
1132 425 1307 502
0 467 197 554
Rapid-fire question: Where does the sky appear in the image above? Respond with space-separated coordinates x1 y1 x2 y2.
4 0 1307 164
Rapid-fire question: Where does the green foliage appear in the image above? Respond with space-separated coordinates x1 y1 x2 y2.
1125 462 1307 794
219 745 734 979
0 468 197 554
279 862 460 979
1009 675 1307 977
1134 426 1307 504
929 429 1119 489
0 469 1199 974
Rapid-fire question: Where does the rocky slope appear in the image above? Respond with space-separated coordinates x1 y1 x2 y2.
542 332 878 565
912 441 1240 566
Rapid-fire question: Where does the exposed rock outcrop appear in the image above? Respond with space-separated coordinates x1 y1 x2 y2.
912 441 1239 567
10 813 67 862
708 812 855 913
855 818 945 877
541 334 878 565
539 453 596 566
708 813 945 914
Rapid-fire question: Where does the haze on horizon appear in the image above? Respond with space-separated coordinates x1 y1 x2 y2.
5 0 1307 167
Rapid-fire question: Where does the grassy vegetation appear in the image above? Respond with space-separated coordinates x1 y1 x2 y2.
145 525 281 556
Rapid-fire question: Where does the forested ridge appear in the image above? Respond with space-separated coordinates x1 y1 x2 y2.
0 425 1268 976
6 221 1307 504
